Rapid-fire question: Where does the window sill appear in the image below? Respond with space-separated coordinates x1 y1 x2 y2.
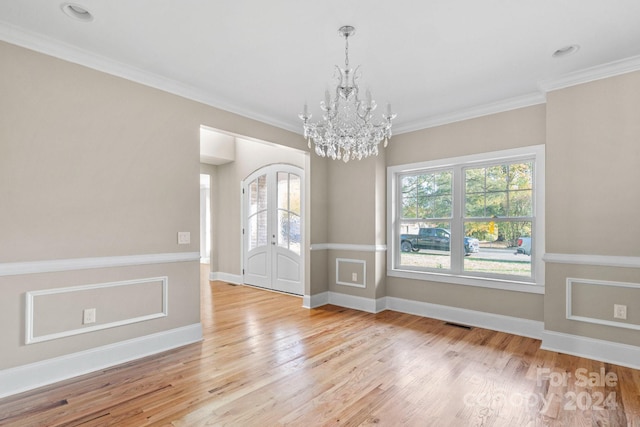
387 268 545 294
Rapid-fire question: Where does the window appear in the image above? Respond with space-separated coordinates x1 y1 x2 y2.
388 145 544 293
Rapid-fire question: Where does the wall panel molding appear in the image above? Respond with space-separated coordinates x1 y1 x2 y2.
0 323 203 399
25 277 169 344
544 253 640 268
566 277 640 331
0 252 200 277
336 258 366 288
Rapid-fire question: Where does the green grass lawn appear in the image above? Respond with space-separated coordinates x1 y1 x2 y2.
399 252 531 276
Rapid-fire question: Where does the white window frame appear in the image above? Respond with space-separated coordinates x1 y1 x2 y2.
387 145 545 294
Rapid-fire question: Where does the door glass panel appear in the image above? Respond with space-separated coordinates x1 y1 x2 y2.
289 213 301 255
278 210 289 249
248 174 268 251
278 172 288 210
249 175 268 215
276 172 302 255
290 175 301 215
248 211 268 251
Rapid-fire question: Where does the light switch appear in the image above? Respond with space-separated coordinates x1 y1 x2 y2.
178 231 191 245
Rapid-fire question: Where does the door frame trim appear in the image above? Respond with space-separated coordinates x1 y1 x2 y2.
241 163 305 295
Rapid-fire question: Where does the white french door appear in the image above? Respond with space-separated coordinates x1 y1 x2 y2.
242 164 304 295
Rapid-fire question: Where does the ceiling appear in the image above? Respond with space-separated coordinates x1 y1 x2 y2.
2 1 640 135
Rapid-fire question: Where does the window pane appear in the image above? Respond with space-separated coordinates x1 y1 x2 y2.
465 194 485 217
509 162 533 190
399 222 451 270
509 189 533 217
463 221 532 277
465 162 533 219
433 195 452 218
486 165 508 192
401 175 418 218
486 191 507 217
465 168 485 193
402 171 452 219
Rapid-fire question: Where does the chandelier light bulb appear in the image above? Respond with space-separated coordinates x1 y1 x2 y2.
300 26 396 162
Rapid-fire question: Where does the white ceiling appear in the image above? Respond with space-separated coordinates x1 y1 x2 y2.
2 1 640 134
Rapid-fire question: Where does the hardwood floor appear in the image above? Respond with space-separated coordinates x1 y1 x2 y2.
1 267 640 426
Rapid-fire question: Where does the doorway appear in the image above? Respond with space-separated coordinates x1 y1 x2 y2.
199 174 211 264
242 164 304 295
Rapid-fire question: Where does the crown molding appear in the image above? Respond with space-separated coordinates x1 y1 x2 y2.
392 92 547 135
0 21 300 134
4 20 640 137
539 54 640 93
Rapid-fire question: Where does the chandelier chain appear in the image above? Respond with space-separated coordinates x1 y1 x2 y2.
344 33 349 69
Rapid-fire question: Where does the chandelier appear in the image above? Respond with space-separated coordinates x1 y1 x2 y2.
298 26 396 163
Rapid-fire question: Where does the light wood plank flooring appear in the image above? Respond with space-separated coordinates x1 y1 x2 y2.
1 267 639 426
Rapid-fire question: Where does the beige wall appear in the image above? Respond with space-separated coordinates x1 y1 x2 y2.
386 105 547 166
0 41 307 370
384 105 547 320
322 150 387 299
544 71 640 346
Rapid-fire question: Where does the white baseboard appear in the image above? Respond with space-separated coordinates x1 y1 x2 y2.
328 292 386 314
0 323 203 399
303 292 329 309
541 330 640 370
209 272 243 285
386 296 544 339
303 291 385 313
303 292 543 337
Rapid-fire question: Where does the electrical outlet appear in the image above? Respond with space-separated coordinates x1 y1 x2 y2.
352 272 358 282
83 308 96 324
614 304 627 320
177 231 191 245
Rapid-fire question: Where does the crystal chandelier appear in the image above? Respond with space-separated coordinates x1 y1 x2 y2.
299 26 396 163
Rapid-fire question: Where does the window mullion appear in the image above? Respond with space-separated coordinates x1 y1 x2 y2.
451 164 463 274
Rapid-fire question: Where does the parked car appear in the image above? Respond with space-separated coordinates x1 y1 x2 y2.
515 236 532 255
400 227 480 255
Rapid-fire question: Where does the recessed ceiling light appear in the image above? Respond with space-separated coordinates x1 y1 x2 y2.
552 44 580 58
61 3 93 22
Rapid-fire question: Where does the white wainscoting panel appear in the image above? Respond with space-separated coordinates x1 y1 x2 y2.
25 277 169 344
566 277 640 331
336 258 366 288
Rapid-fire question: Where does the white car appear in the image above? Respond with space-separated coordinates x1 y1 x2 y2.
515 237 531 255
